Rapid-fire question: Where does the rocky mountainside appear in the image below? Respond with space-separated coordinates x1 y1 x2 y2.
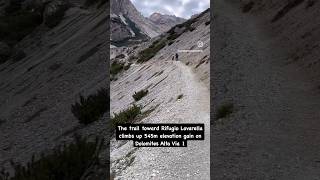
148 12 185 32
110 0 160 45
110 9 210 179
212 0 320 179
0 0 108 179
110 0 184 47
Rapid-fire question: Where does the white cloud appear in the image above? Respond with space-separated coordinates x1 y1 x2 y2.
131 0 210 19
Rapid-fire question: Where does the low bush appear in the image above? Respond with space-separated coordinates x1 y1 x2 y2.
137 40 166 63
0 136 101 180
132 90 148 101
71 88 109 125
111 105 141 129
110 61 124 75
216 103 234 119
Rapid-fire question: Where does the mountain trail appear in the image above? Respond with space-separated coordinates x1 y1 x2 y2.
111 59 210 180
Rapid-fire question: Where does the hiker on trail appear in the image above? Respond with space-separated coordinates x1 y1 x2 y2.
172 55 175 61
175 53 179 61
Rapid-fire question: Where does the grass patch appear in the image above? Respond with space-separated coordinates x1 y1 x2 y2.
110 105 142 129
216 103 234 119
132 90 148 101
71 88 109 125
110 61 126 75
137 40 166 63
0 136 101 180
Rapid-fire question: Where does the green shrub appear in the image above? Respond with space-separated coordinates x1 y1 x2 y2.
167 32 180 41
71 88 109 125
137 41 166 63
1 136 101 180
111 105 142 129
110 61 124 75
132 90 148 101
216 103 234 119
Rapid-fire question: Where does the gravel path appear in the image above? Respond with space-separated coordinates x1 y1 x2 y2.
111 60 210 180
212 0 320 179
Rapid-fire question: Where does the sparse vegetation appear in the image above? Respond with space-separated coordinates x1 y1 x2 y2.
71 88 109 125
110 61 130 75
111 105 142 129
132 89 148 101
216 103 234 119
0 136 102 180
137 40 166 63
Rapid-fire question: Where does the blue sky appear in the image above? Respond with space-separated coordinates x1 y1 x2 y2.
131 0 210 19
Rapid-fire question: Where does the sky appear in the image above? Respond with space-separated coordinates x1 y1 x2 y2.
131 0 210 19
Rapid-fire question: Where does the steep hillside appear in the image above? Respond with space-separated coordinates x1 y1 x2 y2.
110 9 210 179
110 0 161 45
0 1 108 179
212 0 320 179
239 0 320 84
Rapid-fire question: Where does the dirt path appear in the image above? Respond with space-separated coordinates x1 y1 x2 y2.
212 0 320 179
111 59 210 179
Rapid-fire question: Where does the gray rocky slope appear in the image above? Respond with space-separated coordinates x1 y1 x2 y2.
110 0 184 46
148 12 186 32
212 0 320 179
110 8 210 180
0 1 109 178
